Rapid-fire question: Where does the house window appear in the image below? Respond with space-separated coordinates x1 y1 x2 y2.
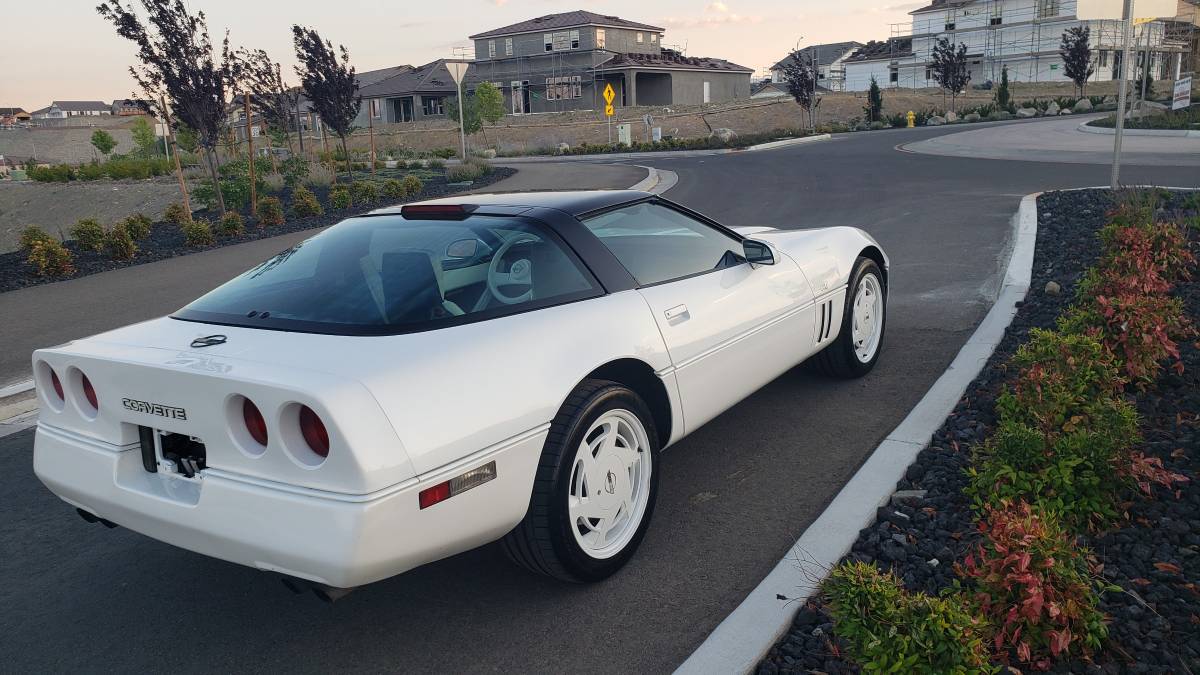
505 37 513 56
422 96 445 116
488 40 496 58
1037 0 1059 18
890 69 899 83
545 76 582 101
637 32 644 44
1099 50 1109 67
990 4 1002 25
545 30 580 52
945 22 956 30
945 9 956 31
926 67 933 80
596 28 606 48
369 99 381 119
651 33 658 44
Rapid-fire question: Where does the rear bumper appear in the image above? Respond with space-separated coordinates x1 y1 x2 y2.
33 422 546 588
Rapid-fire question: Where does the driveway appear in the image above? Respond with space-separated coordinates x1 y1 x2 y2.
1 118 1196 673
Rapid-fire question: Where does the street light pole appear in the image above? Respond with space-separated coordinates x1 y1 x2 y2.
1111 0 1135 190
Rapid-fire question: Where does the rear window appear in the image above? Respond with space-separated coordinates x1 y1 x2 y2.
173 215 599 335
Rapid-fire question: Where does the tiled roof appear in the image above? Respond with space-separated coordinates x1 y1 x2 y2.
49 100 109 111
769 42 863 71
598 50 752 73
470 10 663 39
359 60 470 98
844 38 913 62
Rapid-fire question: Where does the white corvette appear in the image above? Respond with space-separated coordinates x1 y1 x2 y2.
33 191 888 594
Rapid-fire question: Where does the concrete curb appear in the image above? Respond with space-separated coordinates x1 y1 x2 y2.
674 193 1039 675
1077 122 1200 138
629 166 679 195
494 134 832 164
0 379 33 399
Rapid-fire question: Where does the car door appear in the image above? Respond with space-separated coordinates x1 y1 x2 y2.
580 201 816 433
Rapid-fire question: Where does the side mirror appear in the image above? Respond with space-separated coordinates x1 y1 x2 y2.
743 239 775 266
446 238 479 259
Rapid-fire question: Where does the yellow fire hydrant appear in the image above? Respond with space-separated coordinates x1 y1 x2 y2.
906 111 916 128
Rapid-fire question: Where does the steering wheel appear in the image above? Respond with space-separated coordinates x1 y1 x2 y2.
487 233 540 305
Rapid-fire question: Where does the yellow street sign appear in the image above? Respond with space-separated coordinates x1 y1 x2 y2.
605 103 614 117
603 83 616 105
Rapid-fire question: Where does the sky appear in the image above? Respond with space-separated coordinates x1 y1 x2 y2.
0 0 927 108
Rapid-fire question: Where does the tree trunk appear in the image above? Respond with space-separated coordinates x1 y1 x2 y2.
205 147 227 215
340 135 354 182
160 96 191 215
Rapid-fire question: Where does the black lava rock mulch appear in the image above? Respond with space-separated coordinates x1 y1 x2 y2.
0 168 515 294
757 189 1200 675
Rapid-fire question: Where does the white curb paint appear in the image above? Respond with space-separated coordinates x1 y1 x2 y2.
1077 122 1200 138
675 193 1040 675
0 379 34 399
744 134 832 152
629 166 680 195
495 134 832 164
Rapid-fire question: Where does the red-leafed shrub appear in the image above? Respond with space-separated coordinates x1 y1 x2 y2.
960 501 1109 670
1122 452 1190 496
1059 290 1188 382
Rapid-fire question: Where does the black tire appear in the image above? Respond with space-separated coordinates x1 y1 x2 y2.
502 379 660 582
810 256 886 378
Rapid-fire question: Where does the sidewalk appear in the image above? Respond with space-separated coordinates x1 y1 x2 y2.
899 114 1200 166
0 162 647 389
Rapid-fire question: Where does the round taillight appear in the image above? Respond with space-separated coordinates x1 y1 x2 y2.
50 370 64 402
242 398 268 446
299 406 329 458
81 373 98 410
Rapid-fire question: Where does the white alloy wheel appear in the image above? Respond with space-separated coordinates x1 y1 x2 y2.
567 409 652 559
851 273 884 363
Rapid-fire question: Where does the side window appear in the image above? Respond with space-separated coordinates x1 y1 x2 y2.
582 203 743 285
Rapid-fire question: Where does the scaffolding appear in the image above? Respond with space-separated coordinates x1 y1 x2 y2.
875 0 1193 91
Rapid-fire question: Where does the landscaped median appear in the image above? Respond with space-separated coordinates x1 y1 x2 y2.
2 160 514 294
758 189 1199 674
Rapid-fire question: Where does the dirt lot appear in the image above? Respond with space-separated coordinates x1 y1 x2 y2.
0 179 181 253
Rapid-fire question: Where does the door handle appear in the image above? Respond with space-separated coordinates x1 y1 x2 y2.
664 304 688 320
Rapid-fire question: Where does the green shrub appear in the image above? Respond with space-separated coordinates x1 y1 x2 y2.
181 218 214 246
163 202 191 225
262 172 285 193
446 163 485 182
966 413 1138 530
19 225 55 251
280 157 310 187
218 211 245 236
290 186 324 217
995 329 1126 436
401 174 423 198
257 196 285 227
120 213 153 240
427 158 445 170
26 239 75 277
350 180 378 204
382 178 406 200
961 502 1109 668
70 218 106 252
102 225 137 260
827 561 995 674
329 186 351 209
28 164 75 182
430 147 457 159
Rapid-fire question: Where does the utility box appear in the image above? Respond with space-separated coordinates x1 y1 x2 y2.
652 127 662 142
617 123 632 147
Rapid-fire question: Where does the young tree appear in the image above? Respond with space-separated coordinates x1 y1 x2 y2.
90 129 117 157
129 116 159 155
930 37 971 111
446 96 483 137
1060 26 1094 97
994 65 1012 112
864 76 883 123
474 81 505 137
237 47 302 154
782 50 819 129
292 25 360 180
97 0 237 213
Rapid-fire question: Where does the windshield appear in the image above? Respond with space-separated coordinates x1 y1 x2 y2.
173 215 599 335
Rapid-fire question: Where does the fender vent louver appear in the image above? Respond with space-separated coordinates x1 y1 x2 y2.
818 300 835 343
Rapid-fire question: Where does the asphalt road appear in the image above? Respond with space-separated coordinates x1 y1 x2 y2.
2 120 1196 673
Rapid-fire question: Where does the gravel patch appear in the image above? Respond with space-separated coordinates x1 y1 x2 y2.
757 189 1200 674
0 168 515 294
